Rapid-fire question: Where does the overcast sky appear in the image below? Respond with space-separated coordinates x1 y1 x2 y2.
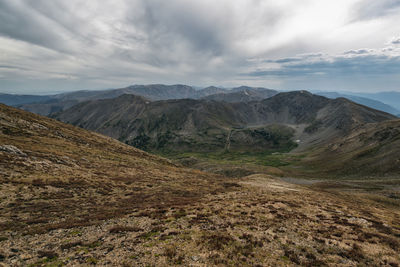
1 0 400 94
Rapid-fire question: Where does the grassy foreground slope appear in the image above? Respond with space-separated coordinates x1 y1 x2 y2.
0 103 231 231
0 104 399 266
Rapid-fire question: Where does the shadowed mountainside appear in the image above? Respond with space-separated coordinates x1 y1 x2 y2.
299 118 400 176
53 91 396 154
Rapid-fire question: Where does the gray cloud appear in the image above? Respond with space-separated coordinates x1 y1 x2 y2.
0 0 400 93
344 49 371 55
352 0 400 21
243 48 400 91
247 55 400 77
0 1 77 53
392 37 400 45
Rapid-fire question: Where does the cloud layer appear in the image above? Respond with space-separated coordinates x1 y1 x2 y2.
0 0 400 93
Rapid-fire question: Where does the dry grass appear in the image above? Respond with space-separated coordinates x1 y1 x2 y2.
0 104 233 236
0 104 399 266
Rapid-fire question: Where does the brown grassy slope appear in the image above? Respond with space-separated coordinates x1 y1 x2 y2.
0 103 231 235
1 174 399 266
300 119 400 176
0 104 399 266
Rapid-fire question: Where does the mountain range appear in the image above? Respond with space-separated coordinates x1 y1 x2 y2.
314 91 400 115
1 85 277 116
2 85 399 117
53 91 396 155
0 93 53 106
346 91 400 111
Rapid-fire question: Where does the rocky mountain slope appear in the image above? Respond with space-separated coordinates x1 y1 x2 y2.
301 118 400 176
0 104 399 266
54 91 396 154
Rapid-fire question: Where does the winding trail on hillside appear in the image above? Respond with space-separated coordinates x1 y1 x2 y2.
225 129 232 151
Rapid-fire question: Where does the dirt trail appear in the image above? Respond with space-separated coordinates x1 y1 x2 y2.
224 129 232 151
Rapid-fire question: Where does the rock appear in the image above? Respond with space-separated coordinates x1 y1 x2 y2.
20 254 31 260
38 250 58 259
277 227 287 233
348 217 371 226
31 122 48 131
191 255 200 261
0 145 27 157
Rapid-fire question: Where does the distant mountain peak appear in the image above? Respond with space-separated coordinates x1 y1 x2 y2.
314 91 400 115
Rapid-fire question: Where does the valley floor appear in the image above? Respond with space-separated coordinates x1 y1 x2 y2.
1 174 399 266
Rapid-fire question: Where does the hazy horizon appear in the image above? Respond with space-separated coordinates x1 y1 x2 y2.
2 84 400 96
1 0 400 94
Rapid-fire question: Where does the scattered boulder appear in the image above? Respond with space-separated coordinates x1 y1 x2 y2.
0 145 27 157
37 250 58 259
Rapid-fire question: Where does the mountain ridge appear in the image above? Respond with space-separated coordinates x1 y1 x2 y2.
314 91 400 115
300 118 400 176
7 85 276 115
53 91 396 154
2 85 399 117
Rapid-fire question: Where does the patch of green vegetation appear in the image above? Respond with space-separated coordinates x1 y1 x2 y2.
367 195 400 208
160 150 300 167
86 257 98 264
355 145 381 159
157 130 175 149
305 119 323 133
86 241 102 249
28 257 63 267
140 230 160 240
173 209 187 219
68 230 82 237
143 242 156 248
126 134 150 150
246 124 297 149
